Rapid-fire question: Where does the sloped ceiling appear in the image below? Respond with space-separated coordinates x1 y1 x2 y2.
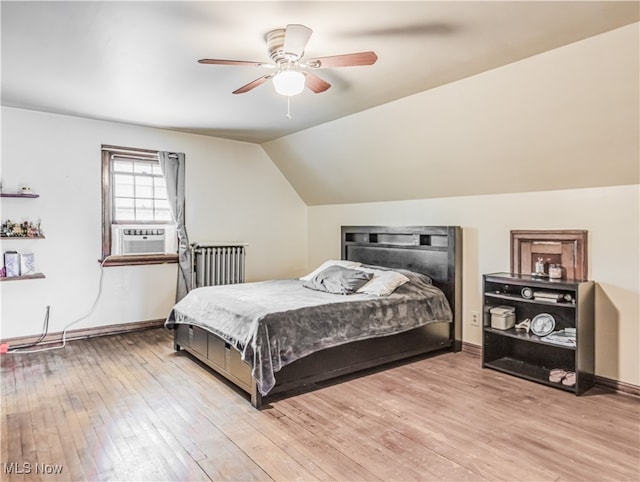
263 22 639 205
2 1 638 205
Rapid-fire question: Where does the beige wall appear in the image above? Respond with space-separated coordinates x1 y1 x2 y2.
307 184 640 386
0 107 307 340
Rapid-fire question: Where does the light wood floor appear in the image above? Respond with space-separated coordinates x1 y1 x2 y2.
1 328 638 482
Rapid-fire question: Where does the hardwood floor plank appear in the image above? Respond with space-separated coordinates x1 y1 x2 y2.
374 360 604 480
122 336 271 481
261 408 374 481
1 328 638 482
277 394 435 481
296 392 475 481
306 382 501 480
157 363 313 480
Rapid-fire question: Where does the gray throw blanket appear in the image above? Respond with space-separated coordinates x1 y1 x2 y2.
166 269 452 395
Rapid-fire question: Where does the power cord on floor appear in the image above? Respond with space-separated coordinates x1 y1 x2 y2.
6 257 110 354
6 305 51 351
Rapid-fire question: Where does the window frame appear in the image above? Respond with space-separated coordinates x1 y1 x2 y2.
101 145 178 267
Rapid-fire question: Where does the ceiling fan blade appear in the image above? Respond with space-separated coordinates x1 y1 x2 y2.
232 74 274 94
283 24 313 58
303 72 331 93
306 51 378 68
199 59 266 67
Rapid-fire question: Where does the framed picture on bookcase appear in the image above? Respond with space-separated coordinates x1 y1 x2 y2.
510 229 588 280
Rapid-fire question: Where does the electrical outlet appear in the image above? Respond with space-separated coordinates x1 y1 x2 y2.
470 310 480 327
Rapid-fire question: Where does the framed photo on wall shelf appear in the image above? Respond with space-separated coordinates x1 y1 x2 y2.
510 229 588 280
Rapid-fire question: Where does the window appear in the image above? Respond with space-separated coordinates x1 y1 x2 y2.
112 158 171 223
101 145 178 266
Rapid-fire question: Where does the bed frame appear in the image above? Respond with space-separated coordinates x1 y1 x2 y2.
173 225 462 409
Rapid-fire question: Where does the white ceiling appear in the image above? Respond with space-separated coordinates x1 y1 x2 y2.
2 1 638 144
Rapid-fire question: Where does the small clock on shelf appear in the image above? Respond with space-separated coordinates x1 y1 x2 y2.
530 313 555 336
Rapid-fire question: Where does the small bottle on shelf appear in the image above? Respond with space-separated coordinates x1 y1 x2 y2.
533 257 546 277
549 264 562 280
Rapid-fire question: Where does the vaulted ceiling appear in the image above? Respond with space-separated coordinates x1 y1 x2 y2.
2 1 638 144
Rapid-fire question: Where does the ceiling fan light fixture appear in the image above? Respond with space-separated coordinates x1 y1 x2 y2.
272 70 305 96
199 24 377 96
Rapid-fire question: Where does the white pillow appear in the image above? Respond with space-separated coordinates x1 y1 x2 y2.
299 260 362 281
356 269 410 296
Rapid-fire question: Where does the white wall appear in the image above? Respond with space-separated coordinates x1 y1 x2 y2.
0 107 307 340
307 184 640 386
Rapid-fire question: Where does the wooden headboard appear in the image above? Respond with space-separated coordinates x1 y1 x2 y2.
341 225 462 350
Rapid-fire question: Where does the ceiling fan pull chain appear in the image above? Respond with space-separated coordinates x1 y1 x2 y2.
286 95 292 119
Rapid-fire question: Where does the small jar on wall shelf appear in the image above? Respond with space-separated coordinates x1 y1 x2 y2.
0 182 39 198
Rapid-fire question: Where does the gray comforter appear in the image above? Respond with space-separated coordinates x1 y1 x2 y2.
165 269 452 395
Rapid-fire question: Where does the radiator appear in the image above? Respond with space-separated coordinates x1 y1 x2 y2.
191 243 247 288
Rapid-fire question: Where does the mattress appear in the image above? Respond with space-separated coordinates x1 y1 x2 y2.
165 267 452 395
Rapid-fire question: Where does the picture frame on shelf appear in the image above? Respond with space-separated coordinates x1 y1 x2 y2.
510 229 588 280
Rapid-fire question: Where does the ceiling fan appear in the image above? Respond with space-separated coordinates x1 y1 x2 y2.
198 24 378 96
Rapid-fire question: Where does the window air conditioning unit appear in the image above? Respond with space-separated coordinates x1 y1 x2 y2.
112 225 177 255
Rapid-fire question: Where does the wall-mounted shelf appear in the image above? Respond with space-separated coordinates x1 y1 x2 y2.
1 236 45 240
0 273 45 282
1 189 45 279
0 193 39 198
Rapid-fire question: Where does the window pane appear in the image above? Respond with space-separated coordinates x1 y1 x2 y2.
115 197 134 208
155 199 170 211
114 198 135 221
155 210 173 222
136 209 154 221
114 173 134 186
114 182 134 197
134 176 152 199
115 208 135 221
112 160 133 172
135 175 153 185
136 184 153 199
134 162 154 175
154 183 167 200
136 198 153 209
136 195 153 221
152 164 163 175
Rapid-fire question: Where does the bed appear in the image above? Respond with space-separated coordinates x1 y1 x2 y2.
166 225 462 409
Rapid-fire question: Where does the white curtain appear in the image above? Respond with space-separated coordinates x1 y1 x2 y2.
158 151 191 301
